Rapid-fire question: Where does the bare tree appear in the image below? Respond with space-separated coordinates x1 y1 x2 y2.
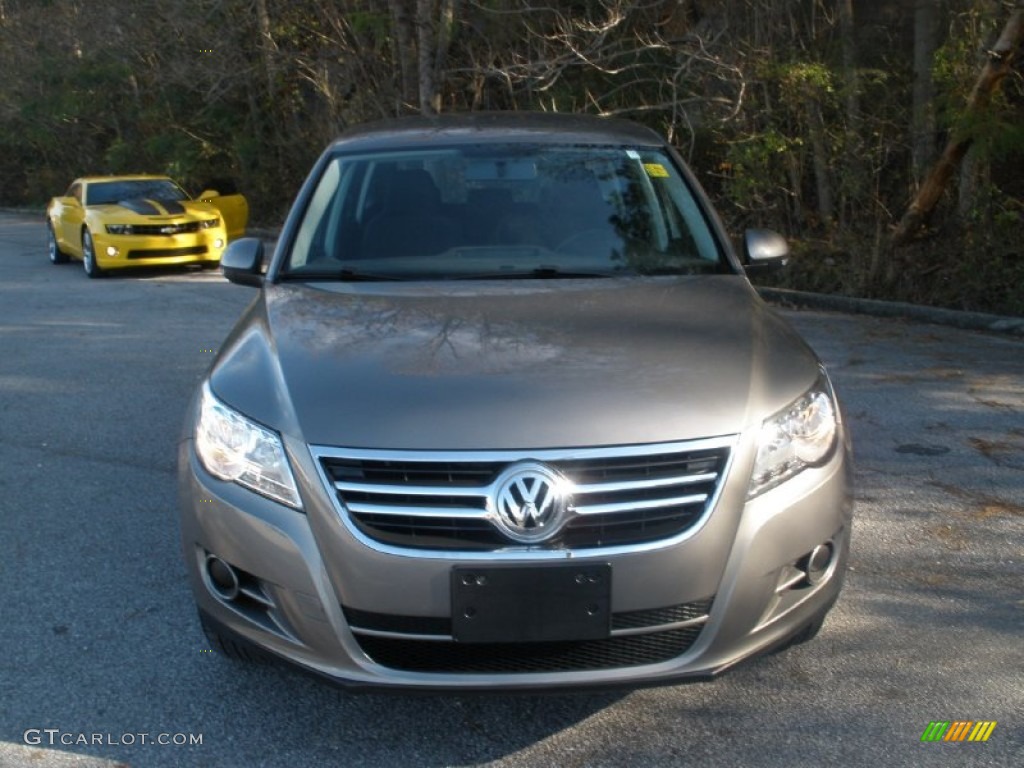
893 7 1024 246
389 0 418 109
911 0 940 184
416 0 439 113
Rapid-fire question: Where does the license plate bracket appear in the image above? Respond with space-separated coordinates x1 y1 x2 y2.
451 564 611 643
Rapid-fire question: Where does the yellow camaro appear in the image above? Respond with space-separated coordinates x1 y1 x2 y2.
46 175 249 277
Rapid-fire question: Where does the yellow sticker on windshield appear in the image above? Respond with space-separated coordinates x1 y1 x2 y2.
643 163 669 178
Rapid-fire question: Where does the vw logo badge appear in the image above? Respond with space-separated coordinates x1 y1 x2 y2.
490 462 571 543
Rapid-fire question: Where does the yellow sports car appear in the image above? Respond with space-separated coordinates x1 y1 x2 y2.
46 175 249 277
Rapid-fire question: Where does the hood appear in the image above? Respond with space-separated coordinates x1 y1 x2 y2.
209 276 821 451
97 198 217 220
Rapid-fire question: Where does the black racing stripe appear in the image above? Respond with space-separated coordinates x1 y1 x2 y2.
156 198 186 215
118 198 161 215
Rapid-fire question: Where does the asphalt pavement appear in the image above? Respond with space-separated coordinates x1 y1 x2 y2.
0 212 1021 767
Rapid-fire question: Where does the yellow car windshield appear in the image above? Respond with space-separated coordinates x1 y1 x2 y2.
87 179 188 206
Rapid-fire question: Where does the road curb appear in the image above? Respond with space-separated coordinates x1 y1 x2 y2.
757 286 1024 337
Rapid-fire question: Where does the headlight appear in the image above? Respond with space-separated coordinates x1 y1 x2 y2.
194 383 302 509
200 218 221 229
106 224 134 235
748 377 838 498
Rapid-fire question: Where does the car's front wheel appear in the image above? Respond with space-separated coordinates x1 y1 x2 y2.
81 229 103 278
47 222 69 264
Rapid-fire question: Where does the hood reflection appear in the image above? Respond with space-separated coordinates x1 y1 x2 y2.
213 276 818 450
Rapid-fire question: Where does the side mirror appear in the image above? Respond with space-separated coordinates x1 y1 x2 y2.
58 196 81 207
220 237 265 287
743 229 789 270
198 189 221 202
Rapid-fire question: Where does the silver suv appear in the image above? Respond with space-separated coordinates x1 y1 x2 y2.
178 113 852 690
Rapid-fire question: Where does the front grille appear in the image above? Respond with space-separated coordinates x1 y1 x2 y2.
127 221 212 236
344 598 712 637
344 598 712 673
356 627 704 673
127 245 208 259
316 438 733 552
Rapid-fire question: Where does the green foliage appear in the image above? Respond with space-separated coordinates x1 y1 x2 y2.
777 61 836 97
932 3 1024 159
721 129 797 217
349 10 390 42
103 138 135 173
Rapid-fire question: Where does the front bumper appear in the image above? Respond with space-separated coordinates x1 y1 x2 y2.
177 429 853 691
93 229 227 269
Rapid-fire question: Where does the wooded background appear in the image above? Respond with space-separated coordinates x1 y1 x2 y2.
1 1 1021 312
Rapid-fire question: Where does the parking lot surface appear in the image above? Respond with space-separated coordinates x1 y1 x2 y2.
0 213 1020 767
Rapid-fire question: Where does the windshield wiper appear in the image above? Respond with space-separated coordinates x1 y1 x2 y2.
281 268 404 282
452 266 622 280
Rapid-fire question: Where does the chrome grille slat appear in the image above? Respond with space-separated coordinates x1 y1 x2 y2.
346 502 490 518
573 493 708 516
608 614 709 637
315 437 734 552
315 437 733 462
335 480 489 498
572 472 717 494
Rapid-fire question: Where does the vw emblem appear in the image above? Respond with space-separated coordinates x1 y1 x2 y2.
490 462 571 543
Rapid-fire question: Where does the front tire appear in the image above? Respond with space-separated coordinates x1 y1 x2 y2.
772 612 828 656
199 611 265 663
82 229 103 278
47 223 69 264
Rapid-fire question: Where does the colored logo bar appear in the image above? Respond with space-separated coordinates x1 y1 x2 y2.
921 721 997 742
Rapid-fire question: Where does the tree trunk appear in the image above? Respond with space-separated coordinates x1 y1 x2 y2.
432 0 458 112
838 0 860 135
807 96 834 229
416 0 438 115
254 0 278 97
389 0 417 110
957 145 986 219
837 0 860 230
911 0 939 184
892 9 1024 247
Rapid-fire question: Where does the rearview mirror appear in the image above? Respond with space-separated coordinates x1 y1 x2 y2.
220 238 265 287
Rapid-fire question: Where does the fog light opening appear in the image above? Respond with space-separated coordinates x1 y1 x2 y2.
802 542 835 586
105 245 119 257
205 554 240 601
214 238 225 249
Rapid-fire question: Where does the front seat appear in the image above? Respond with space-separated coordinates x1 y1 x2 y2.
360 169 461 259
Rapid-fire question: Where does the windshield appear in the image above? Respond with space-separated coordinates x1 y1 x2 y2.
86 179 189 206
283 144 726 280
